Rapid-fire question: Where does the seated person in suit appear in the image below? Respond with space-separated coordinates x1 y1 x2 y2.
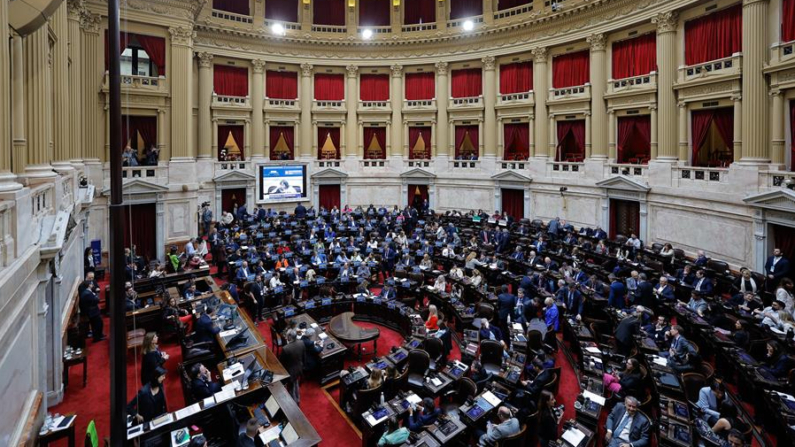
730 291 762 313
478 406 520 447
693 269 713 295
759 340 794 379
519 358 553 403
696 380 725 426
194 305 221 343
237 418 262 447
602 358 644 399
378 417 409 446
681 291 708 317
676 264 696 286
406 397 441 432
190 363 222 399
641 315 670 349
604 396 650 447
653 276 675 302
665 325 698 373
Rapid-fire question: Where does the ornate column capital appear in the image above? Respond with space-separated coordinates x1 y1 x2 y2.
391 64 403 78
482 56 496 71
771 89 783 97
648 104 658 111
346 64 358 78
197 52 214 68
531 47 548 63
607 108 615 115
300 63 313 77
252 59 266 74
79 11 101 34
168 26 195 47
583 111 592 117
587 34 606 52
653 11 679 34
731 94 743 102
67 0 84 19
435 61 448 75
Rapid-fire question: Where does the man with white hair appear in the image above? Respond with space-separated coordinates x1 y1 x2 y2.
605 396 650 447
544 297 559 331
478 406 520 446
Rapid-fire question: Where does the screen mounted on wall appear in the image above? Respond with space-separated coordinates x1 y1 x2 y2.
257 164 307 203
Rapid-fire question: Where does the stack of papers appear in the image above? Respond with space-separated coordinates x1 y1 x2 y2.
406 394 422 405
175 403 201 420
512 323 523 331
585 346 602 354
220 329 238 338
652 356 668 366
582 390 606 406
259 425 281 444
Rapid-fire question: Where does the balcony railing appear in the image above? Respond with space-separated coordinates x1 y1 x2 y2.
214 161 251 175
316 160 342 169
679 53 742 82
450 96 483 107
549 84 590 101
673 166 727 185
121 166 160 179
361 159 387 168
606 163 647 178
266 98 298 108
213 94 250 107
498 91 534 105
313 99 345 110
264 20 300 31
499 161 527 170
405 160 431 169
104 74 168 95
448 16 484 29
359 100 390 111
212 9 253 24
357 26 391 35
0 200 15 269
404 99 436 110
759 170 795 189
311 24 347 33
494 3 533 20
548 161 583 175
402 22 437 33
450 160 480 169
30 183 54 220
608 72 657 94
774 40 795 62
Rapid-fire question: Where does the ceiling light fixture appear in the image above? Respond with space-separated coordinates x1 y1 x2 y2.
462 20 475 32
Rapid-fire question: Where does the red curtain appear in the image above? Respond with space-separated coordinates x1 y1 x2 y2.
104 30 131 70
404 0 436 24
213 0 250 15
616 116 651 163
785 0 795 43
454 125 479 158
691 108 734 167
318 127 341 159
121 203 157 261
556 120 585 161
405 72 435 100
553 51 590 88
501 189 524 220
499 62 533 94
314 73 345 100
269 126 295 160
450 0 482 19
790 101 795 171
774 224 795 268
611 33 657 79
314 0 345 26
359 0 390 26
685 4 742 65
319 185 341 210
265 0 298 22
218 125 245 160
503 123 529 160
408 185 428 208
451 68 482 98
135 35 166 75
360 74 390 101
120 115 157 150
409 127 432 159
266 70 298 99
363 127 387 159
214 65 249 97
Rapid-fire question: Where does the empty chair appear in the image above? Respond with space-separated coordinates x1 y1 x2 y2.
422 337 444 371
651 243 664 253
352 383 383 423
681 372 707 405
480 339 504 375
444 377 478 407
476 303 495 322
407 349 430 391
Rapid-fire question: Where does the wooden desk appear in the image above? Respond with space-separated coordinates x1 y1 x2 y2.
327 311 380 358
558 421 595 447
287 313 347 385
216 347 290 392
62 351 87 388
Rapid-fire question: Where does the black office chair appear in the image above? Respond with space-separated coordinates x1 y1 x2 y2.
352 383 383 424
407 349 431 391
422 337 444 371
681 372 707 405
476 303 495 322
480 339 504 375
444 377 478 407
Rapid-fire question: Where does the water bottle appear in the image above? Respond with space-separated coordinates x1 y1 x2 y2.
380 392 385 406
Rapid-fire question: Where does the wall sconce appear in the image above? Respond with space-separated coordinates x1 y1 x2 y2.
302 0 310 4
348 0 355 7
393 0 400 6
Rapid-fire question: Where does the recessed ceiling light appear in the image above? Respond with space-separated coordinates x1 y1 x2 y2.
362 29 373 40
462 20 475 32
272 23 286 36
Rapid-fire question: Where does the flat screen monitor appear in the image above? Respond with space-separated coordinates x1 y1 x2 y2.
257 165 307 204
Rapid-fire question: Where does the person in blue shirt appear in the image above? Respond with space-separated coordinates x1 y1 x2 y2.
544 298 559 331
311 251 327 265
338 262 354 280
335 251 350 264
236 261 252 282
608 275 627 309
380 284 396 300
406 398 441 432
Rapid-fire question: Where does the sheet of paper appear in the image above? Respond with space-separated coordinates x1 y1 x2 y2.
585 346 602 354
318 332 328 340
259 426 281 444
214 387 236 403
481 390 502 407
652 356 668 366
203 396 216 408
406 394 422 404
220 329 238 338
431 377 442 387
512 323 523 331
582 390 606 406
175 403 201 420
562 427 586 446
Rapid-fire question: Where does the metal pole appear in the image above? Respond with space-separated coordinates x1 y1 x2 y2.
107 0 127 444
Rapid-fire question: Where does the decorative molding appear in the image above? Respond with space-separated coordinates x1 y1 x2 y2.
126 0 207 21
652 11 678 34
587 33 606 51
391 64 403 78
744 189 795 213
678 81 736 99
197 51 214 68
300 63 313 77
79 11 101 34
346 64 358 78
531 47 548 63
595 175 650 192
252 59 266 73
168 26 195 47
435 61 448 75
482 56 496 71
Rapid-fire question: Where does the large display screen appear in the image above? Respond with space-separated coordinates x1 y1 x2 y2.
257 164 307 203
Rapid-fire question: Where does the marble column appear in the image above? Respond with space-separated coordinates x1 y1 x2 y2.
52 5 73 171
300 63 313 158
483 56 497 158
771 89 785 165
678 101 688 162
650 106 658 160
169 26 195 160
390 65 403 157
652 11 679 160
346 65 359 158
251 59 266 159
197 52 214 159
584 112 592 159
733 94 743 162
587 34 607 159
608 109 616 160
81 12 102 163
435 62 449 157
0 0 21 190
67 1 83 167
740 0 770 162
11 36 26 175
24 27 56 179
532 47 548 158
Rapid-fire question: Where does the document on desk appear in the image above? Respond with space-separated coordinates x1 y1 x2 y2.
259 426 281 444
220 329 238 338
222 363 245 381
214 385 237 403
406 394 422 405
175 403 202 420
203 396 216 408
512 323 523 331
149 413 174 430
582 390 606 406
429 377 442 387
652 356 668 366
481 390 502 408
585 346 602 354
318 332 328 340
562 427 586 446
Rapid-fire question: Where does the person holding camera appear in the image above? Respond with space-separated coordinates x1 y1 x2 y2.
538 391 564 447
478 406 520 446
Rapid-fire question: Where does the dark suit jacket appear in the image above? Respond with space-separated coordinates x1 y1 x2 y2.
615 316 640 348
280 340 306 380
766 256 790 281
294 204 307 218
191 377 221 399
497 293 517 322
237 433 264 447
194 314 220 343
526 368 553 398
563 289 584 316
636 281 654 308
605 404 650 447
79 288 101 318
693 277 713 295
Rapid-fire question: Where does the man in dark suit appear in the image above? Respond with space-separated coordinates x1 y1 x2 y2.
563 282 584 317
380 284 396 300
608 275 627 309
236 261 252 282
526 250 542 267
605 396 650 447
765 248 790 290
692 269 713 295
194 306 220 343
666 325 698 373
279 329 306 404
614 307 644 356
248 275 265 323
190 363 222 399
635 273 654 309
653 277 675 302
519 359 552 402
294 202 307 218
593 227 608 240
382 244 397 277
237 418 263 447
80 281 105 341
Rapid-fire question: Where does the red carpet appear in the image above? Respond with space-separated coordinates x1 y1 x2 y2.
51 269 582 445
